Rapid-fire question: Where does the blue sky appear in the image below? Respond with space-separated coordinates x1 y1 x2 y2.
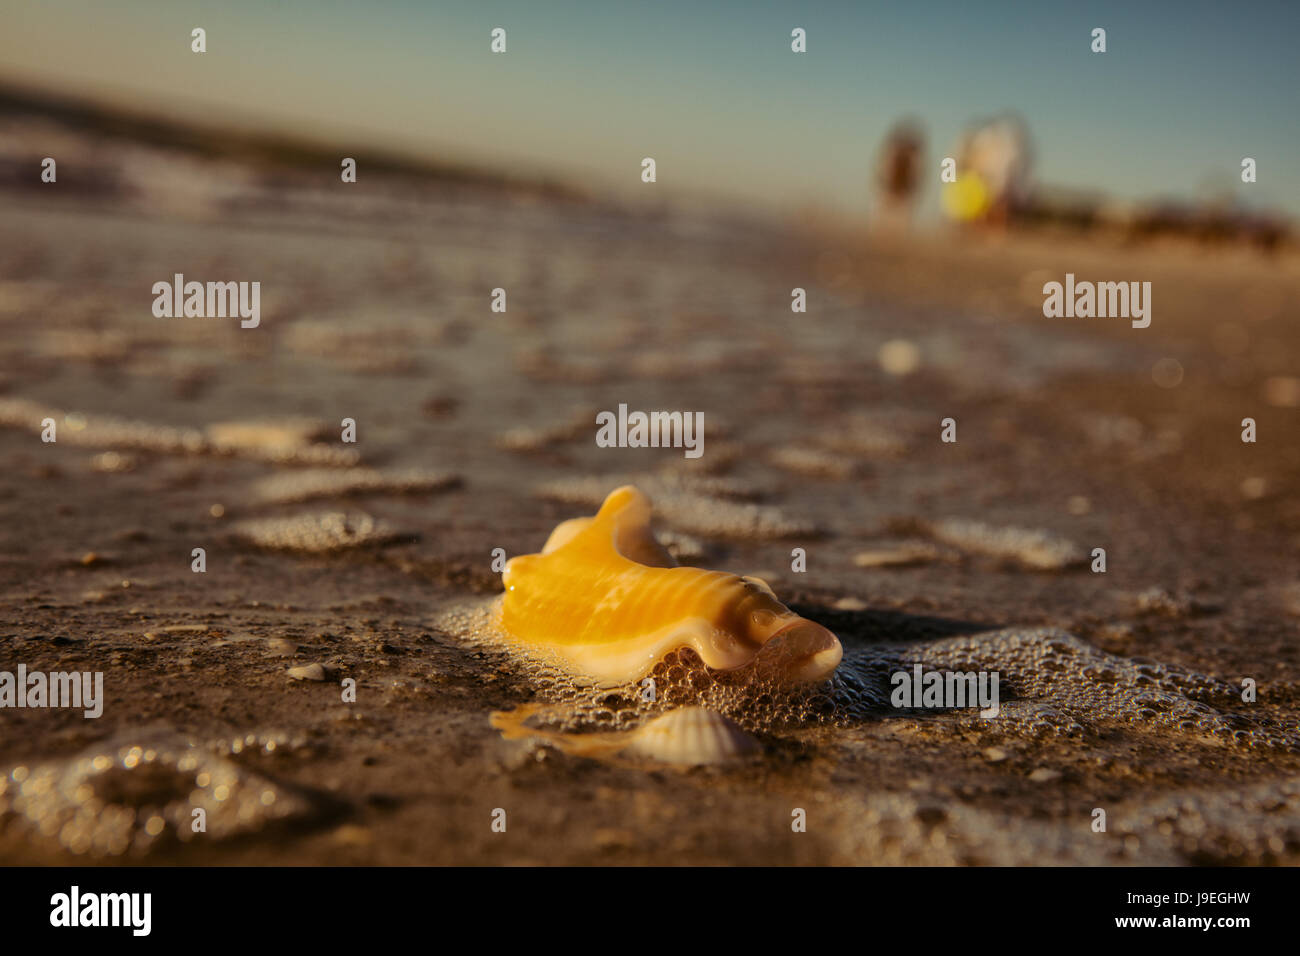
3 0 1297 217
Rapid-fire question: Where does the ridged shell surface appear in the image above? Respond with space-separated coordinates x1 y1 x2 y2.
623 707 759 765
499 485 842 685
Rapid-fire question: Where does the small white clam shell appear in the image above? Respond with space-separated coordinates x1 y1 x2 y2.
623 707 759 766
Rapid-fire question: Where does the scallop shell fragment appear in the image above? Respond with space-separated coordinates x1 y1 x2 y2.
622 707 759 766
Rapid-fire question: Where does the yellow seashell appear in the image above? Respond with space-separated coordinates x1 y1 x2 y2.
500 485 842 685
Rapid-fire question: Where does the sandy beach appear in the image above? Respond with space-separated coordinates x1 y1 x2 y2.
1 91 1299 864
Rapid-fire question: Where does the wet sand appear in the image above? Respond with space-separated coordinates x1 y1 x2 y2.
1 143 1299 864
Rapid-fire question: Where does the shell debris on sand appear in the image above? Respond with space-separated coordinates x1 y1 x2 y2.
233 512 412 553
0 399 357 466
655 529 708 563
920 517 1085 571
535 475 818 540
251 467 460 505
287 662 339 681
0 731 319 857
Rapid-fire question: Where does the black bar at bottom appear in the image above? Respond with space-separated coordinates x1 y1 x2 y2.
0 865 1282 941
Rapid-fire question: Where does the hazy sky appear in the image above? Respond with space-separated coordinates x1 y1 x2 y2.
3 0 1297 217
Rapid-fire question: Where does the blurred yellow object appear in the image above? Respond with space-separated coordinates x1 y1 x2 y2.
943 173 991 221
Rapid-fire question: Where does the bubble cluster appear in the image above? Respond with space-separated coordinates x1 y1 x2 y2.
233 511 412 553
831 627 1294 750
437 600 837 737
0 730 321 857
0 398 358 466
823 772 1300 865
0 396 206 454
517 646 841 736
445 594 1293 758
922 518 1085 570
768 445 859 480
205 418 359 466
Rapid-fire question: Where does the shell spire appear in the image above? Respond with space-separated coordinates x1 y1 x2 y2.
500 485 842 686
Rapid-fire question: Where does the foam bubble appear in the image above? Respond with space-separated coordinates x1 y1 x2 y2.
443 601 1294 755
0 730 322 857
234 511 412 553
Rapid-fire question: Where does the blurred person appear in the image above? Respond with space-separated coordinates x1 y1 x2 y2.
873 119 925 233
